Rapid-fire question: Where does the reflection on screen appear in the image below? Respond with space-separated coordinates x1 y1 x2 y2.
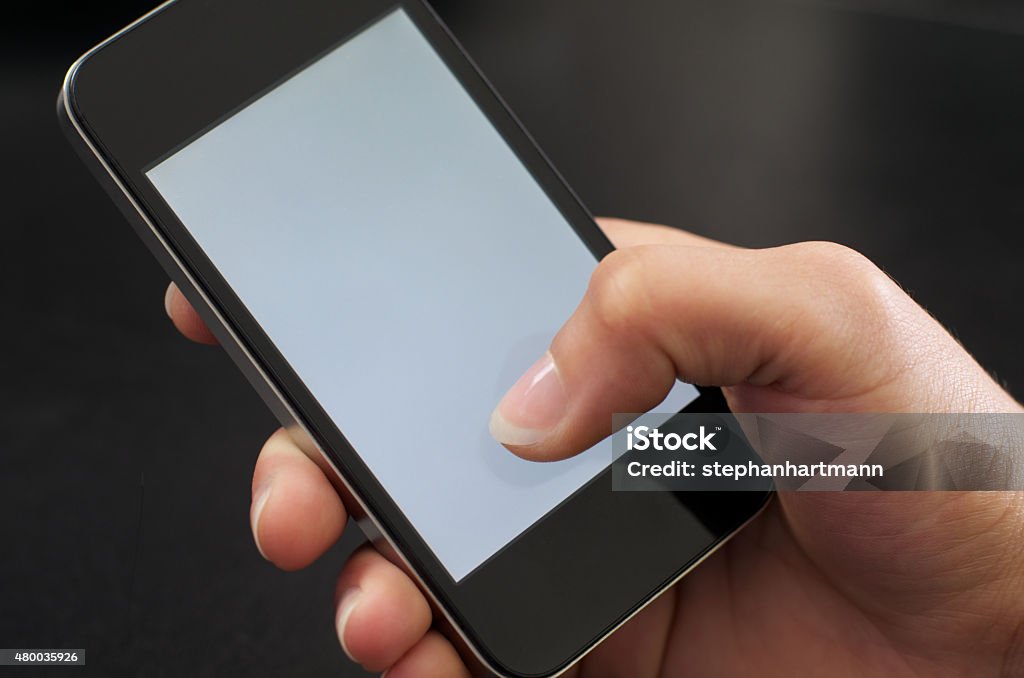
147 8 698 580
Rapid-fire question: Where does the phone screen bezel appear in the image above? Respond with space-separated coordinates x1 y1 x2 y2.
66 1 771 674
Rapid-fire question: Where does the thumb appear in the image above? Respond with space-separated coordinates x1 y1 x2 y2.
488 239 1014 461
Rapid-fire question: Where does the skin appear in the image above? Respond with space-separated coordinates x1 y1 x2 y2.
165 218 1024 677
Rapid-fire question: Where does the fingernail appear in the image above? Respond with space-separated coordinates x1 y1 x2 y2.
163 284 175 319
335 586 363 661
489 351 567 446
250 481 272 560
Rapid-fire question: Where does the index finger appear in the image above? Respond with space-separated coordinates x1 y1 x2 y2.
596 216 738 250
164 282 219 345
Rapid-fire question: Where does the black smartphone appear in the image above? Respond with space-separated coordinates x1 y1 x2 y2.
59 1 770 675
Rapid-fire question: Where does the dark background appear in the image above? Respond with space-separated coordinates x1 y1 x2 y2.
4 1 1024 676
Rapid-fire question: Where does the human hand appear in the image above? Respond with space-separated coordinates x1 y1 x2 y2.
165 217 1024 677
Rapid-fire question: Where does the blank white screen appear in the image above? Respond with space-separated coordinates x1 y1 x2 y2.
147 8 698 580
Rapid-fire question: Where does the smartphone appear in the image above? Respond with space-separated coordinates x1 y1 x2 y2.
59 1 770 675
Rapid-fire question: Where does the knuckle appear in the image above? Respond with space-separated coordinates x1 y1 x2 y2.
794 241 891 304
787 240 904 342
795 240 872 273
587 248 657 334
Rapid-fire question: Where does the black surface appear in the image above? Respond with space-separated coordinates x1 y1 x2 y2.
4 1 1024 676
